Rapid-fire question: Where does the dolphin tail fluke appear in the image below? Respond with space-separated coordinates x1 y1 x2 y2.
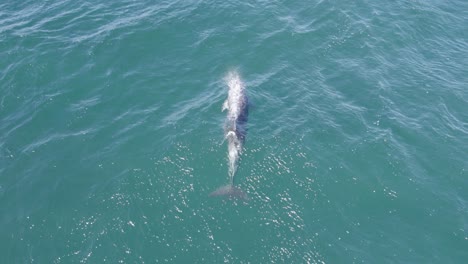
209 185 248 200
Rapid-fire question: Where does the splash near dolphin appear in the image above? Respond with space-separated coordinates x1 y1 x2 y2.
210 71 249 200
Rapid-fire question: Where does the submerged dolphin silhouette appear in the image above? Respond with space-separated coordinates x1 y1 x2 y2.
210 71 249 200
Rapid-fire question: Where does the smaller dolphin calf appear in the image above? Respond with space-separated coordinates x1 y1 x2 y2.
210 71 249 200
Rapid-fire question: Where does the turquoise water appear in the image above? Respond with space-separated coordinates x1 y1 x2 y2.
1 0 467 263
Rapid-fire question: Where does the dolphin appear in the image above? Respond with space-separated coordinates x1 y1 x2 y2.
210 71 249 200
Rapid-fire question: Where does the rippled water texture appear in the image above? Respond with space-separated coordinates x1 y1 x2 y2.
1 0 467 263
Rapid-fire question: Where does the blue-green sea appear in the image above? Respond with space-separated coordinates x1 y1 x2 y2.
1 0 467 263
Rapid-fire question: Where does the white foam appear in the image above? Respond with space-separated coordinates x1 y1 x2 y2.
225 70 245 121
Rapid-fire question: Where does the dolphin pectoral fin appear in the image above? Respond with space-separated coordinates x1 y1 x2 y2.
247 97 255 110
219 131 236 146
209 185 248 200
219 135 227 146
222 100 229 112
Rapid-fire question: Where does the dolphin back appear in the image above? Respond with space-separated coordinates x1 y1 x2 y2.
209 185 248 200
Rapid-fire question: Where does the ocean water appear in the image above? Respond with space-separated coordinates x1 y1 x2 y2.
1 0 467 263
